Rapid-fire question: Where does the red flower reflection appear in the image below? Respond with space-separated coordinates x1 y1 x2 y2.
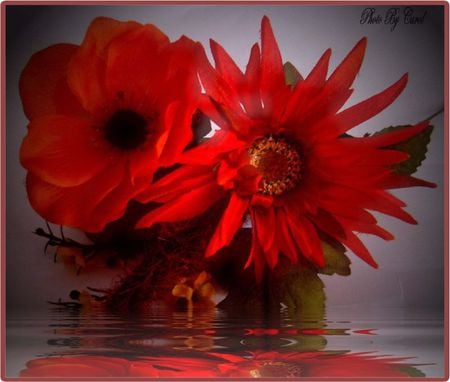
136 16 435 278
209 351 423 378
20 17 200 232
20 351 423 378
19 355 219 378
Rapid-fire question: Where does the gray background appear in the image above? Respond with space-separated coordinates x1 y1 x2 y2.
6 5 445 316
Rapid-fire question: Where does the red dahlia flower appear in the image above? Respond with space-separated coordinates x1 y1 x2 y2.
20 17 200 232
136 17 435 278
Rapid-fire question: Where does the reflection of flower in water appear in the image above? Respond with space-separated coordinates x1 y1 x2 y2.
20 351 425 378
209 351 425 378
20 355 219 378
172 334 218 351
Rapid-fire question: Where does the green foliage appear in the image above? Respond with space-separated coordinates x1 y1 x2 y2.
283 62 303 88
392 365 426 377
278 266 325 320
318 241 351 276
376 125 434 175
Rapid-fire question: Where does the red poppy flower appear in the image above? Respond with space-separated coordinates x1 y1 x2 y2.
136 16 435 278
20 17 200 232
208 351 423 378
19 355 219 378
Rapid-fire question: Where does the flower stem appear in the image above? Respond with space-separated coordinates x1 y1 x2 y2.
34 224 95 251
424 106 444 122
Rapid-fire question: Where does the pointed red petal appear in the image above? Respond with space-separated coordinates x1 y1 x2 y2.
253 207 276 254
333 74 408 136
276 209 299 263
260 16 285 105
138 172 213 204
244 217 266 282
306 48 332 86
210 39 244 86
242 43 263 117
299 38 366 125
206 193 248 257
382 174 437 189
327 37 367 93
197 44 245 123
366 121 429 147
340 230 378 268
286 212 325 267
136 182 224 228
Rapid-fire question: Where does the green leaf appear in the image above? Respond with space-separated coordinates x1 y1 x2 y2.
392 365 426 378
278 266 325 320
375 125 434 175
283 62 303 88
318 241 351 276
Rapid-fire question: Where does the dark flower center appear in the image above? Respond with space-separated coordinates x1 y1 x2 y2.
248 136 302 196
105 109 148 151
250 361 303 378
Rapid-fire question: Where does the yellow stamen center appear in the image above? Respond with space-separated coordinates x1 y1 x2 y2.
248 136 302 196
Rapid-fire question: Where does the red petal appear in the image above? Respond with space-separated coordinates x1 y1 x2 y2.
210 39 244 86
340 230 378 268
260 16 284 103
253 207 278 267
283 49 331 124
161 36 201 91
299 38 366 127
67 18 141 113
20 115 109 187
365 190 417 224
339 217 394 241
206 193 248 257
180 130 245 165
26 163 126 232
104 25 170 107
244 217 266 281
286 212 325 267
137 169 213 204
382 174 437 189
310 209 346 239
242 43 262 116
136 182 224 228
276 209 299 263
198 95 232 129
90 169 147 231
326 37 367 94
197 44 246 125
366 121 429 147
316 197 377 225
305 48 332 86
332 74 408 136
19 44 84 120
158 101 196 166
